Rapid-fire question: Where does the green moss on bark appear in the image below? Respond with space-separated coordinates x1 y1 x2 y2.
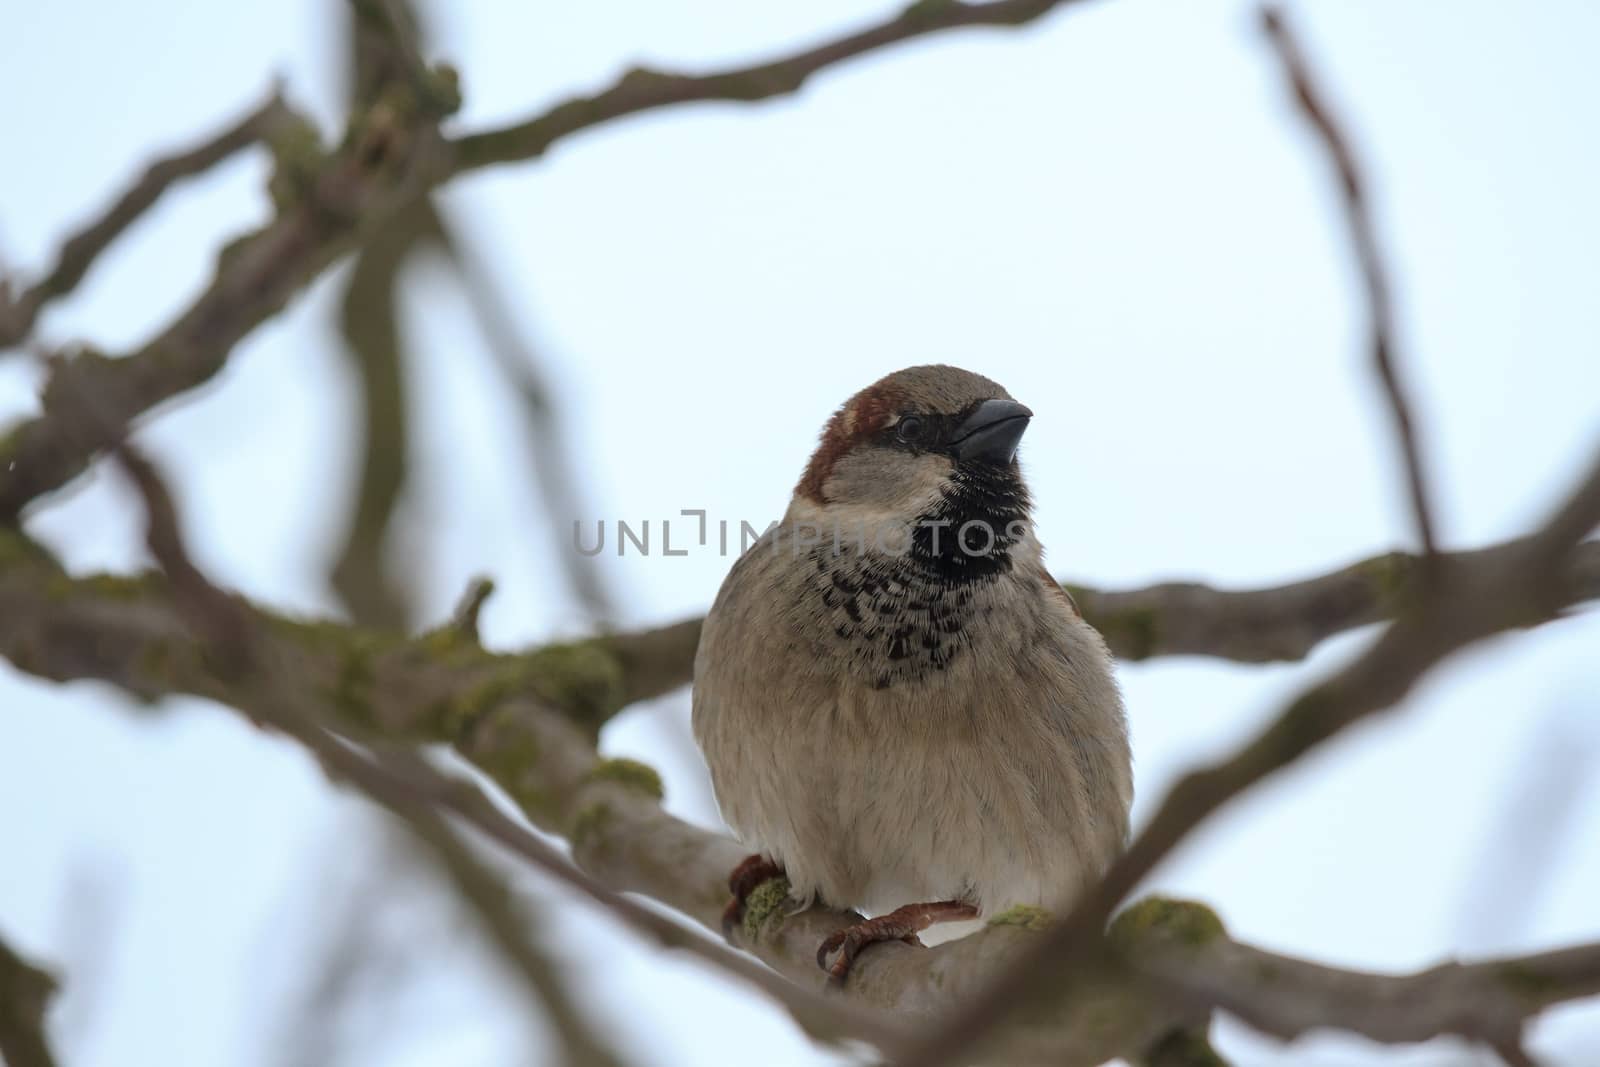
1109 897 1225 952
583 757 664 800
986 904 1053 930
522 641 627 729
465 704 547 815
1143 1026 1227 1067
570 801 613 850
741 877 793 942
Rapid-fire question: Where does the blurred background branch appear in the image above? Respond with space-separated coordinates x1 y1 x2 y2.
0 0 1095 522
447 0 1091 171
0 91 304 352
331 0 614 628
0 934 60 1067
1258 7 1439 563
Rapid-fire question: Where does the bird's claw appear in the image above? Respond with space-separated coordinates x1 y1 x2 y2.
815 900 979 985
816 921 924 986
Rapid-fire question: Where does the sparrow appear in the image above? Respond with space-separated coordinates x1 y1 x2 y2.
692 364 1132 982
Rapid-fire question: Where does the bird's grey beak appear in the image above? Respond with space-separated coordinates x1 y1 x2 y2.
949 398 1032 464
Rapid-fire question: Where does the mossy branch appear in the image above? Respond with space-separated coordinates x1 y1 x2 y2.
5 538 1600 1064
1066 537 1598 662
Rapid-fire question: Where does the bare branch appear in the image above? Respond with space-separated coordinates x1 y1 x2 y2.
325 0 463 630
0 935 59 1067
448 0 1089 172
1132 918 1600 1053
0 92 446 520
1068 537 1600 662
437 207 619 622
367 754 632 1067
328 193 431 628
450 575 497 640
327 190 619 626
349 0 428 95
1259 7 1438 559
0 90 300 351
0 0 1093 521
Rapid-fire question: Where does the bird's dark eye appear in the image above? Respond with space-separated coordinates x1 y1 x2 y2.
895 416 924 443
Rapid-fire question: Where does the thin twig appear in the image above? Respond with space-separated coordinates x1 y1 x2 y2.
325 0 451 630
436 206 618 622
0 0 1091 521
0 937 59 1067
0 90 443 520
451 576 496 639
328 187 430 628
1260 6 1438 560
0 89 296 350
448 0 1087 171
347 0 458 117
367 750 630 1067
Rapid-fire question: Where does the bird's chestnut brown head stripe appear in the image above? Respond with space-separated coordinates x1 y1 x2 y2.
794 364 1035 584
794 378 910 505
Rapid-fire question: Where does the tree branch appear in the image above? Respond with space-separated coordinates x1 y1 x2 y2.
4 538 1600 1063
1259 6 1438 560
362 759 633 1067
328 189 429 628
0 89 302 351
0 935 59 1067
438 207 619 622
0 90 446 520
1067 537 1599 662
0 0 1091 520
448 0 1087 172
1139 929 1600 1052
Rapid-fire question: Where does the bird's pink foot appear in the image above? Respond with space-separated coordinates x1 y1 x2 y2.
816 900 979 985
721 854 786 938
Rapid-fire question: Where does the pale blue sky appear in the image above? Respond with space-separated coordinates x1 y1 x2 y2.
2 2 1598 1064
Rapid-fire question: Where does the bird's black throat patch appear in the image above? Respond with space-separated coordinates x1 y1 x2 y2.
803 460 1031 689
906 460 1030 586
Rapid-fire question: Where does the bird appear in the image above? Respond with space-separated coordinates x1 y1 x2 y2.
692 364 1133 983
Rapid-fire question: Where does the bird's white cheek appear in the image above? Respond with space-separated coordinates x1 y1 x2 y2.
784 497 935 547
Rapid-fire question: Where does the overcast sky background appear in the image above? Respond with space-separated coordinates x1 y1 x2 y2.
2 1 1598 1064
